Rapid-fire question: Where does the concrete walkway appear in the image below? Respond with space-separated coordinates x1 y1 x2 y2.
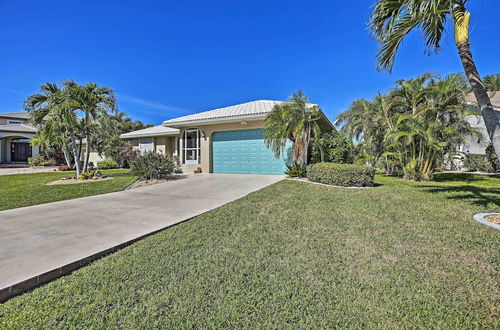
0 166 58 176
0 174 283 298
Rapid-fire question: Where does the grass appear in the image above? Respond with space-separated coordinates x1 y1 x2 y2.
0 169 137 211
0 173 499 328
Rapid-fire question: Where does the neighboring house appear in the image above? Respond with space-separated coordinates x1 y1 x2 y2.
0 112 40 163
120 100 333 174
0 111 103 164
447 92 500 171
460 92 500 155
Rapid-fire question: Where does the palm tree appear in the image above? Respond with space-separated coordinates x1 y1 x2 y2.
369 0 500 160
25 82 83 176
264 90 322 165
64 81 117 172
484 74 500 92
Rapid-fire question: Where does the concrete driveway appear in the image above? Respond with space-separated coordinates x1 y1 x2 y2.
0 174 283 299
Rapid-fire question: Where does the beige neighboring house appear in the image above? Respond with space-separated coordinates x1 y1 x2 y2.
120 100 333 174
0 111 103 165
0 112 40 163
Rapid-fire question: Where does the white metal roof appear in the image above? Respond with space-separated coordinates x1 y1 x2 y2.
163 100 299 126
0 124 36 134
119 125 180 139
0 112 30 119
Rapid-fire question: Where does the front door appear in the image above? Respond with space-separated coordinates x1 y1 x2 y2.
11 142 32 162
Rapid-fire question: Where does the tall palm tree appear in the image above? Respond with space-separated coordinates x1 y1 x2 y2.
64 81 117 172
264 90 322 165
25 82 83 176
369 0 500 159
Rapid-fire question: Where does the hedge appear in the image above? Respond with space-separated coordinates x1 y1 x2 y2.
463 154 494 173
307 162 375 187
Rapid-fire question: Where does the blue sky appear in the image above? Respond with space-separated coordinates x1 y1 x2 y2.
0 0 498 125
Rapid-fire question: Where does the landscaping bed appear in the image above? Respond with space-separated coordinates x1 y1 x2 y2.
0 173 498 328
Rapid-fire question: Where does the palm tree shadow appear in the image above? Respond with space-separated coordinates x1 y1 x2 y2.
419 185 500 208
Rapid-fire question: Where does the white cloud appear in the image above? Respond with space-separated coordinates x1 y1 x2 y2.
118 94 190 116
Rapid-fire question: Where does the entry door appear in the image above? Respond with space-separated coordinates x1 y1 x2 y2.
11 143 31 162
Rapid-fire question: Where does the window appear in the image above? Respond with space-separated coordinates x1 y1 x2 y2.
139 137 154 154
183 129 200 164
8 121 22 125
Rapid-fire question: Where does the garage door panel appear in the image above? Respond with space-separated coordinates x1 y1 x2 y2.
212 129 291 174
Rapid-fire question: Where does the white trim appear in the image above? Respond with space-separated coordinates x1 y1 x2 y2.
183 129 200 165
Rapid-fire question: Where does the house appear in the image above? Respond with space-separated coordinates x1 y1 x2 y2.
120 100 333 174
460 92 500 155
0 111 103 165
0 112 40 163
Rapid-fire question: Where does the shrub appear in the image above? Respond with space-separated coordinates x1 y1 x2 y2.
285 162 307 178
97 159 118 169
311 131 354 164
119 141 140 168
58 165 70 171
307 162 375 187
28 155 45 167
130 151 176 180
485 144 500 173
80 171 95 180
463 154 494 172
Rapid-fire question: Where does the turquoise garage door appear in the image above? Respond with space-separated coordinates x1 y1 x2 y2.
212 129 291 174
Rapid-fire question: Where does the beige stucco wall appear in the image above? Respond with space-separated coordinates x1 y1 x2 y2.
121 120 265 174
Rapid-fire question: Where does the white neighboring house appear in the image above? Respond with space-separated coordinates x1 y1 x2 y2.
460 92 500 155
0 111 103 165
448 92 500 171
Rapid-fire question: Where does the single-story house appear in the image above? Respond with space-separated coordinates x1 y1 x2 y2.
0 112 40 163
0 111 103 164
120 100 334 174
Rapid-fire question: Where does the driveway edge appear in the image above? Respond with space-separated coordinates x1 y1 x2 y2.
0 215 193 303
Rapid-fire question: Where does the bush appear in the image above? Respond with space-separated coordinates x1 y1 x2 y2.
311 131 354 164
485 144 500 172
28 155 45 167
463 154 494 172
130 152 176 180
118 141 140 168
97 159 118 169
307 162 375 187
58 165 70 171
80 171 95 180
285 162 307 177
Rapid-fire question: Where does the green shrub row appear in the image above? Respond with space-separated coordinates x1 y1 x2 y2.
28 155 50 167
307 162 375 187
97 159 118 169
463 154 495 173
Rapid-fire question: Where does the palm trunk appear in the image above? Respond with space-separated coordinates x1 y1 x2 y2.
453 8 500 160
70 135 81 177
62 147 73 168
83 134 91 172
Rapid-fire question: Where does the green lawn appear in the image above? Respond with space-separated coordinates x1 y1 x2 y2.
0 173 499 328
0 169 137 211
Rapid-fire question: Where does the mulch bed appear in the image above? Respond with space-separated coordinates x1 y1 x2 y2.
47 177 113 185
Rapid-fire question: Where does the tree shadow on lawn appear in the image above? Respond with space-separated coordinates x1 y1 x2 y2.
418 185 500 208
433 172 488 183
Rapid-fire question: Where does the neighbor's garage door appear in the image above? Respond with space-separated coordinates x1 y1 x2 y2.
212 129 290 174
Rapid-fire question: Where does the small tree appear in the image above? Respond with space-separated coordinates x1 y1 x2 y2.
264 90 323 165
311 131 354 164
